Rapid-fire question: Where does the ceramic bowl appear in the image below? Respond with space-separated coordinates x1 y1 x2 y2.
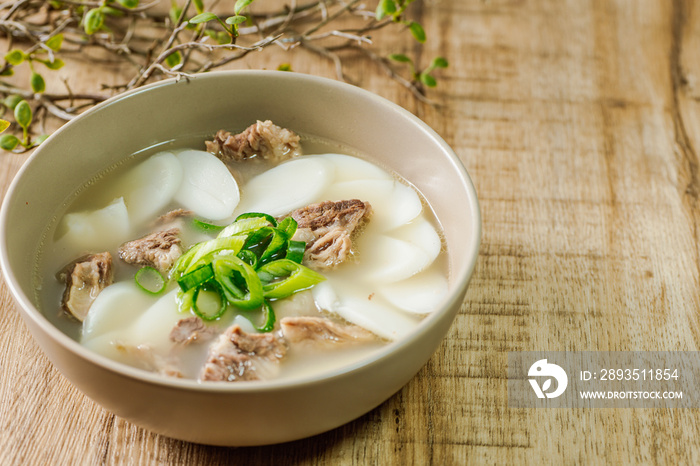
0 70 480 446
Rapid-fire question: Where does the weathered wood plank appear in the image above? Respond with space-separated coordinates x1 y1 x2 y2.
2 0 700 464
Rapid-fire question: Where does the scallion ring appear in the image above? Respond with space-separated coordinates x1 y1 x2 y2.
192 218 227 233
277 216 298 238
285 240 306 264
134 266 166 295
235 212 278 227
191 281 227 321
218 216 273 238
212 254 264 310
257 299 276 332
177 263 214 292
237 249 258 269
258 259 326 299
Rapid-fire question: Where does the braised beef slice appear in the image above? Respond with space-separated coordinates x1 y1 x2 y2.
115 343 184 378
200 325 287 382
118 228 182 273
60 252 113 322
289 199 372 270
169 316 218 345
205 120 302 163
155 209 193 226
281 316 377 345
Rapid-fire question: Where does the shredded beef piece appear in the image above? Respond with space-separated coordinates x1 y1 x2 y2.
118 228 182 273
281 316 377 346
200 325 287 382
289 199 372 269
60 252 113 322
116 343 184 378
156 209 193 226
205 120 302 163
169 317 218 345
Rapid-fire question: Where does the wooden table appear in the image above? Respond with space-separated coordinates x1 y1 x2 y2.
2 0 700 463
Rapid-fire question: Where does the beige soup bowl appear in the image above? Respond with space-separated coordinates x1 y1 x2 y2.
0 70 480 446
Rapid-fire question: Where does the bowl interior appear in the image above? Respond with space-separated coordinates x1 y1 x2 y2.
1 70 480 388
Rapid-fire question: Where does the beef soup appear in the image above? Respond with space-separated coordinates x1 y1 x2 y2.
36 121 449 383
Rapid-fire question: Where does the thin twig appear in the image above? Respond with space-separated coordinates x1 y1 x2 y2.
0 0 443 146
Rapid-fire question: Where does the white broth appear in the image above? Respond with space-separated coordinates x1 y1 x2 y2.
35 135 449 382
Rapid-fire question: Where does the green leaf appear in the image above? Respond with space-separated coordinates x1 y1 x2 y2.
116 0 139 8
46 34 64 51
30 72 46 93
193 0 204 13
376 0 397 20
431 56 449 68
84 8 105 35
189 12 218 24
225 15 247 25
0 119 9 133
277 63 292 72
31 134 49 147
409 21 426 43
388 53 412 63
5 50 25 66
0 67 14 77
234 0 254 15
3 95 22 110
41 58 65 70
419 73 437 87
164 51 182 68
0 134 20 151
14 100 32 129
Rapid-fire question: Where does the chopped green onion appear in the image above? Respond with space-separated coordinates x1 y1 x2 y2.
134 266 166 295
218 216 273 238
240 299 276 333
178 287 195 313
212 255 263 310
192 218 226 232
286 240 306 263
278 216 297 238
237 249 258 268
191 281 227 321
235 212 278 227
177 264 214 292
242 226 273 258
174 236 245 276
244 227 288 266
171 211 326 326
257 299 276 332
258 259 325 299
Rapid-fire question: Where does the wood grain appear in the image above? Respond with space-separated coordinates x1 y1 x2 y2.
2 0 700 464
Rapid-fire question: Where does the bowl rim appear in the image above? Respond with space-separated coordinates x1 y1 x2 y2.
0 69 481 393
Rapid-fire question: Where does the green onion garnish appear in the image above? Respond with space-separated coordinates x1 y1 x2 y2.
191 281 227 321
135 266 166 295
235 212 278 227
217 216 272 238
212 255 263 310
192 218 227 233
237 249 258 268
258 259 325 300
177 264 214 292
286 240 306 264
257 299 276 332
170 212 324 331
278 216 297 238
243 227 289 267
